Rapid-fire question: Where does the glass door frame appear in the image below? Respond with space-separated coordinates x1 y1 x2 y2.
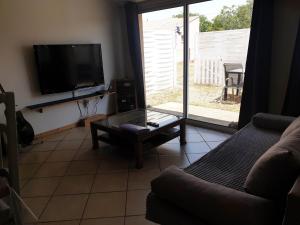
140 2 244 127
183 3 189 119
139 4 190 119
139 0 250 130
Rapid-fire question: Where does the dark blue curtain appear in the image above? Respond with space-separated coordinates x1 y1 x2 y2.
282 20 300 117
125 2 146 109
238 0 274 129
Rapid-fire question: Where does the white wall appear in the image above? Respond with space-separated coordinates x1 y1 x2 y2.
196 29 250 66
0 0 129 134
269 0 300 113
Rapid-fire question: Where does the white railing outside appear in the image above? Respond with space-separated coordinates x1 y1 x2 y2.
194 57 224 86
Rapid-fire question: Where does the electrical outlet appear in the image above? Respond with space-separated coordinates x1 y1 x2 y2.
83 99 89 108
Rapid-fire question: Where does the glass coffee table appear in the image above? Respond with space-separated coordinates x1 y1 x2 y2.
90 109 186 168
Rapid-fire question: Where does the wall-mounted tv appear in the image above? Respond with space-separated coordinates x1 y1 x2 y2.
33 44 104 95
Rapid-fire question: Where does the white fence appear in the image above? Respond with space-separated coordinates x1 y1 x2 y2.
194 29 250 86
194 58 224 86
143 28 250 92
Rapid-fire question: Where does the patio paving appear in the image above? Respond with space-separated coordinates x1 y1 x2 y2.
155 102 239 126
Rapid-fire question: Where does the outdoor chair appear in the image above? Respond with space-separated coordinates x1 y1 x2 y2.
221 63 244 102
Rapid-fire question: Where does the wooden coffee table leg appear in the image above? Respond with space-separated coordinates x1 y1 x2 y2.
90 124 99 150
134 142 143 169
180 122 187 145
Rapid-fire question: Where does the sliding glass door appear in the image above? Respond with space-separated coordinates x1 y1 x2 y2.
140 0 253 127
141 7 184 116
188 0 253 127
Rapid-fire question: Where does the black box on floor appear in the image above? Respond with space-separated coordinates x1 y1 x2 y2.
115 79 136 112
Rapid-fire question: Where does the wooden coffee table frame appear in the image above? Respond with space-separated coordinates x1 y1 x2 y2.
90 116 186 169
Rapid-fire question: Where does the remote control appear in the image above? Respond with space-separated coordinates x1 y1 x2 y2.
146 122 159 127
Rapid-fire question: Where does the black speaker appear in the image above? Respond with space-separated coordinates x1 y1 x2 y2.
116 79 136 112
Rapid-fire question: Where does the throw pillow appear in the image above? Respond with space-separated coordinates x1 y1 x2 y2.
281 116 300 139
244 128 300 200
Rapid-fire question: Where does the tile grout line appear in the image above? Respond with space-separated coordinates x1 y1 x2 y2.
22 132 77 223
203 141 212 150
20 137 60 171
20 146 58 199
37 132 87 223
78 142 102 225
32 134 73 223
23 189 143 198
20 129 85 223
21 127 228 224
124 159 130 225
195 128 229 148
33 172 63 222
196 128 206 142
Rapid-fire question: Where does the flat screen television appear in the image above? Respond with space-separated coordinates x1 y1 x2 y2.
33 44 104 94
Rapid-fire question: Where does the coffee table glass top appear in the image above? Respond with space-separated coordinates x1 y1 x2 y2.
93 109 182 130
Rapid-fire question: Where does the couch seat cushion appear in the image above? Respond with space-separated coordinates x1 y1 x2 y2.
185 124 281 191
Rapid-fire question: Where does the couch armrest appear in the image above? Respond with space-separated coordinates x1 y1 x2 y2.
152 166 280 225
283 176 300 225
252 113 295 132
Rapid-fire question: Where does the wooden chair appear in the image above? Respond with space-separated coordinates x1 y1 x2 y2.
222 63 244 102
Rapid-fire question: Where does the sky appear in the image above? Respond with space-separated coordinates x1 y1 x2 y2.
143 0 248 21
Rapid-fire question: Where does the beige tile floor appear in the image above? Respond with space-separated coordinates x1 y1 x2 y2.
19 125 231 225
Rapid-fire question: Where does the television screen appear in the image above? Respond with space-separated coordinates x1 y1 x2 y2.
33 44 104 94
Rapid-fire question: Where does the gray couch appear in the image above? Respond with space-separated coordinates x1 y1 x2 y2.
146 113 300 225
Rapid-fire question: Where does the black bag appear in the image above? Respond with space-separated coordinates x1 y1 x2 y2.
16 111 34 147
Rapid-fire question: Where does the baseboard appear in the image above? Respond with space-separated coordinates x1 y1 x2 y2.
186 118 237 134
34 113 112 139
35 122 78 140
81 114 107 127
